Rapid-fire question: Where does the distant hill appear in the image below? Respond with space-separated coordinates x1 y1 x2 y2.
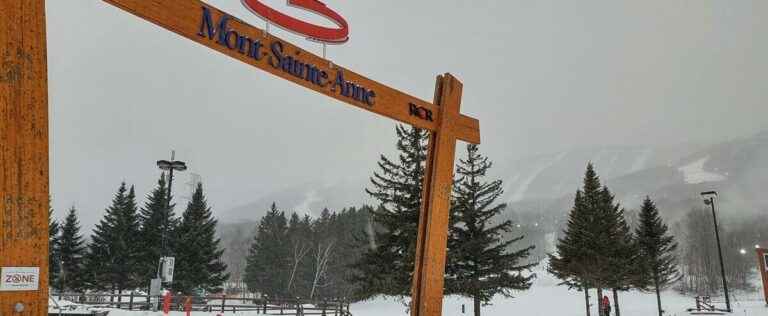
220 131 768 228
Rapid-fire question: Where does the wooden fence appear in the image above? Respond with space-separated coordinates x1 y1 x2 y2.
51 292 352 316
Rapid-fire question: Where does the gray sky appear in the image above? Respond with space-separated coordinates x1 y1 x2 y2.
47 0 768 230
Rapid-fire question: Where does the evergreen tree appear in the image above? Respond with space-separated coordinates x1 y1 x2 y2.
59 206 87 291
285 212 313 298
353 125 429 298
172 183 229 294
85 182 141 293
599 188 636 316
137 174 178 285
636 197 680 316
244 203 289 298
447 144 535 316
49 204 61 289
549 163 627 316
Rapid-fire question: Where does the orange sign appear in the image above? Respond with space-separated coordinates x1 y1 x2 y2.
101 0 480 144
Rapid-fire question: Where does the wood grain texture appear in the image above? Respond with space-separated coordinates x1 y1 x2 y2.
0 0 50 315
411 74 462 316
101 0 480 144
758 248 768 305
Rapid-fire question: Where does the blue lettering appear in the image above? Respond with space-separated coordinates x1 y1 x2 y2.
269 41 284 68
318 71 328 87
249 41 263 60
365 90 376 106
224 30 239 49
332 70 345 93
197 7 218 40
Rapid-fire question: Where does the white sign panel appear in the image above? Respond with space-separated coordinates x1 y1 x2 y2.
0 267 39 291
161 257 175 283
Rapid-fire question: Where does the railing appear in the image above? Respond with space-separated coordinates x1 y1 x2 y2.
50 292 352 316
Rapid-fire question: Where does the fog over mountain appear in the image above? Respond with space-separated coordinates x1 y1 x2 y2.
219 130 768 227
47 1 768 232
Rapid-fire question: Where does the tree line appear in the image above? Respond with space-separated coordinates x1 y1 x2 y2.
239 126 535 316
48 175 228 296
549 164 680 316
676 207 766 294
243 204 371 300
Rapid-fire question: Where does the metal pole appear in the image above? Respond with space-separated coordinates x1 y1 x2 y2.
709 197 731 312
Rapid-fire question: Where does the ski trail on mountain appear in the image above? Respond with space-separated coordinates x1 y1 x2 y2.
510 151 568 202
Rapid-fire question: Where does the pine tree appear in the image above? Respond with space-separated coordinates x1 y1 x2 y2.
550 163 620 316
85 182 141 293
244 203 290 298
137 174 178 285
448 144 535 316
49 204 61 290
353 125 429 298
172 183 229 294
636 197 680 316
59 206 87 291
599 188 637 316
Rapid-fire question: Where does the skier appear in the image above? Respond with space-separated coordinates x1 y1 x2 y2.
601 295 611 316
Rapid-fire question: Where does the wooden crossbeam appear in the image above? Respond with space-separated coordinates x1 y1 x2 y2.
101 0 480 144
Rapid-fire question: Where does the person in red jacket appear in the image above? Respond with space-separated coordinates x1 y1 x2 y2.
601 295 611 316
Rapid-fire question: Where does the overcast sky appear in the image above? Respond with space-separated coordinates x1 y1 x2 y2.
47 0 768 230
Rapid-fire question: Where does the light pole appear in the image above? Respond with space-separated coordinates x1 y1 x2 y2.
701 190 731 312
156 151 187 282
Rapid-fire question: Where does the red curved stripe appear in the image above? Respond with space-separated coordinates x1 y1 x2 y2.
242 0 349 43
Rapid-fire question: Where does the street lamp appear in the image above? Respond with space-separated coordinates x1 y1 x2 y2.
701 190 731 312
156 151 186 282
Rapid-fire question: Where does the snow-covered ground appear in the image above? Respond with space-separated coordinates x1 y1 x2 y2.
93 270 768 316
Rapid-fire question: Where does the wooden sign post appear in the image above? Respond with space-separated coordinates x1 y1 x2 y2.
0 1 479 315
757 248 768 306
0 1 50 316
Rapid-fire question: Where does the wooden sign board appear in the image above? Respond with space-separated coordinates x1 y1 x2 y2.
0 1 481 316
102 0 480 144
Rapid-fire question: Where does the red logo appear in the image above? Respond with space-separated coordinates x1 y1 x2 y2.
242 0 349 44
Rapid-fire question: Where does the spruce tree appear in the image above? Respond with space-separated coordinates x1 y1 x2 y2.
137 174 178 285
244 203 290 298
59 206 87 291
85 182 141 293
353 125 428 298
636 197 680 316
599 188 636 316
49 204 61 289
448 144 535 316
172 183 229 294
549 163 617 316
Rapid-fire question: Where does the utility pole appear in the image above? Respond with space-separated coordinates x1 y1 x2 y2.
701 191 731 312
155 151 187 284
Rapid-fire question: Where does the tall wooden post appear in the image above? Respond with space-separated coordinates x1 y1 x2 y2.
757 248 768 306
0 0 50 315
411 74 462 316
